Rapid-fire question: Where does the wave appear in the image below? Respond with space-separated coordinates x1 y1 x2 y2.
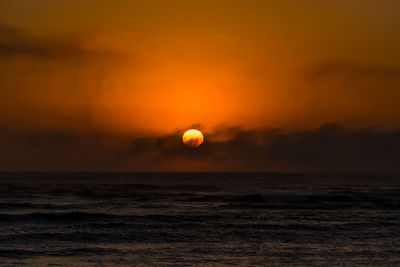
0 247 122 258
2 219 399 245
0 183 220 200
183 192 400 210
0 191 399 211
0 202 79 210
0 211 223 224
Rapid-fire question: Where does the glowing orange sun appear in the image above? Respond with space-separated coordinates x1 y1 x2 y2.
182 129 204 148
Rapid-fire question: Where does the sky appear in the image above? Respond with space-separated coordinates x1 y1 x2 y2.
1 0 400 171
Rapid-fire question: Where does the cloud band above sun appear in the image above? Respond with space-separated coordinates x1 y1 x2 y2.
0 124 399 172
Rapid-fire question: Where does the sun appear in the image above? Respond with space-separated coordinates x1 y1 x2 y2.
182 129 204 148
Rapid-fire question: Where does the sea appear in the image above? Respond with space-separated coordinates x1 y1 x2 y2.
0 172 399 266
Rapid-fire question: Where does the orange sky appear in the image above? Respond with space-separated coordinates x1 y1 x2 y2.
1 0 400 135
1 1 400 171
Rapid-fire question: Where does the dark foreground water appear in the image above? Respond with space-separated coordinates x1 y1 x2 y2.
0 172 400 266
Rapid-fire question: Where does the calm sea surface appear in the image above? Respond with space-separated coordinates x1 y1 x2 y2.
0 172 399 266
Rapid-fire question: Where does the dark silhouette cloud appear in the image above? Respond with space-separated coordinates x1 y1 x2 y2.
1 124 399 172
0 24 22 37
126 123 400 172
0 24 125 60
307 59 400 81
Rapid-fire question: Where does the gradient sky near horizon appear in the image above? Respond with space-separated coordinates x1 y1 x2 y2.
1 0 400 171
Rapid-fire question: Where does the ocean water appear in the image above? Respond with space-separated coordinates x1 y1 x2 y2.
0 172 399 266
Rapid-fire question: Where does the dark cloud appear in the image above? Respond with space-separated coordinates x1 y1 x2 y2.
307 59 400 81
0 24 125 60
0 24 22 37
1 124 399 172
126 123 400 172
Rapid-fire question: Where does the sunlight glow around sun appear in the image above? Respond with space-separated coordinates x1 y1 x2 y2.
182 129 204 148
